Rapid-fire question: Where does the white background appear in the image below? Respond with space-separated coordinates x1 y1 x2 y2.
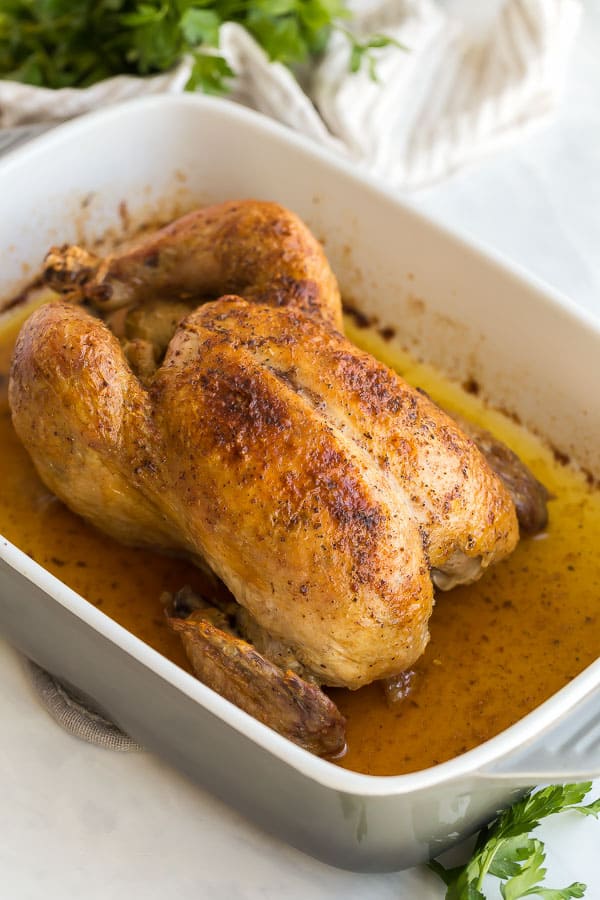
1 4 599 897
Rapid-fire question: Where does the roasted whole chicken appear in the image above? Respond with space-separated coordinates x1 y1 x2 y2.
10 200 548 756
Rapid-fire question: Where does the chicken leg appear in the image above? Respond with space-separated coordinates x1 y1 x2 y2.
43 199 342 330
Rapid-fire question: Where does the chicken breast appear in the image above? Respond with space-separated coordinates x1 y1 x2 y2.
10 297 518 689
179 298 519 589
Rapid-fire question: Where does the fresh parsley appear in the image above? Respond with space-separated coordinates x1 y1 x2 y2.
0 0 401 94
429 783 600 900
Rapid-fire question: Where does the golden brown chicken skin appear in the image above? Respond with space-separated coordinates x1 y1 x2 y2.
206 302 520 590
10 297 518 690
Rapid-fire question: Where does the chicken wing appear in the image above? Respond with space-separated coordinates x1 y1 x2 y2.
164 588 346 757
451 414 550 534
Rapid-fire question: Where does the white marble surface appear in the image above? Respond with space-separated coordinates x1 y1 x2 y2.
2 4 599 898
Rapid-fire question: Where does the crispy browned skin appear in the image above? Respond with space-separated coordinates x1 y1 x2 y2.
101 294 521 588
110 294 550 537
182 299 519 590
43 200 342 330
166 602 346 757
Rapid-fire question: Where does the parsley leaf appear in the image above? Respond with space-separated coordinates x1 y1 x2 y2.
429 783 599 900
0 0 404 92
180 9 221 49
574 797 600 819
344 30 406 82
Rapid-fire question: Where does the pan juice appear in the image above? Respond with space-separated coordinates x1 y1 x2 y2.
0 303 598 775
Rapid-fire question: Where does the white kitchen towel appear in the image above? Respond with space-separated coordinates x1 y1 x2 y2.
0 0 581 188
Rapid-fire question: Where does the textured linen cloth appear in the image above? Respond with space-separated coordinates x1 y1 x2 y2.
0 0 581 189
25 660 142 751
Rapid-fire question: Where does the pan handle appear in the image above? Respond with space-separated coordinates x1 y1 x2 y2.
476 688 600 786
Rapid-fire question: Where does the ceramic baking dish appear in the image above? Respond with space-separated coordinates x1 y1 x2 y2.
0 96 598 873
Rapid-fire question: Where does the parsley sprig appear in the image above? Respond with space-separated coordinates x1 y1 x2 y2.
430 783 600 900
0 0 401 94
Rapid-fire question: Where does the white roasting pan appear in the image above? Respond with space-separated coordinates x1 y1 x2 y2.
0 96 598 873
